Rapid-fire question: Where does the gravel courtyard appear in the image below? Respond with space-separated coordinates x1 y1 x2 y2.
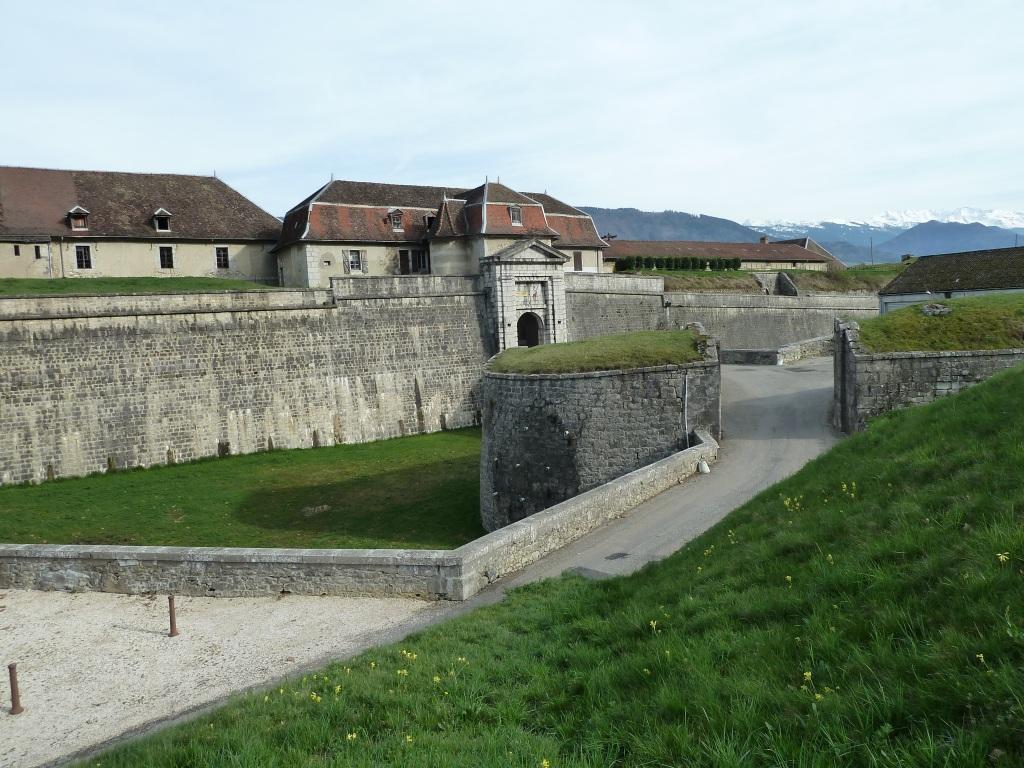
0 589 441 768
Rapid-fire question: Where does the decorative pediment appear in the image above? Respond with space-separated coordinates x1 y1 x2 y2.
482 239 569 265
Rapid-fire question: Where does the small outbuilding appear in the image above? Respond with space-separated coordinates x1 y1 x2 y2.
879 246 1024 314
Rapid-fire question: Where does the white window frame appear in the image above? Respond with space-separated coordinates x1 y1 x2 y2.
75 244 92 269
509 206 522 226
70 214 88 231
348 250 362 271
215 246 229 269
390 212 403 231
155 216 171 232
159 245 175 270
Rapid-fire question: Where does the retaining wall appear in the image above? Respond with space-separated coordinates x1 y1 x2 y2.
0 430 718 600
564 272 666 341
0 278 490 485
0 290 333 319
833 320 1024 432
666 292 877 349
479 333 720 531
721 335 833 366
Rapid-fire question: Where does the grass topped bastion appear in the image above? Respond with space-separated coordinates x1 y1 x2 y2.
487 329 704 374
857 292 1024 353
481 329 721 531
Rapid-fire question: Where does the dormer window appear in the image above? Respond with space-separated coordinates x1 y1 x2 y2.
389 209 404 231
68 205 90 231
509 206 522 226
153 208 173 232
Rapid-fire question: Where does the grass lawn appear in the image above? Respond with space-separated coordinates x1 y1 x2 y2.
488 330 701 374
0 429 483 550
786 262 909 293
0 276 275 295
88 356 1024 766
625 268 762 293
859 292 1024 353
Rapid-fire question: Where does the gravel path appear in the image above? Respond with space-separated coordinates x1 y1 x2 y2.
0 590 440 768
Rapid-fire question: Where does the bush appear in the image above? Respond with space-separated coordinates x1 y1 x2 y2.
615 257 633 272
655 257 666 270
643 256 655 270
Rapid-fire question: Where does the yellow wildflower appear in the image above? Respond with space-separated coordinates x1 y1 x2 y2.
976 653 986 664
803 671 812 682
541 760 551 768
405 735 414 744
433 675 441 684
997 552 1010 564
346 732 358 742
397 669 409 677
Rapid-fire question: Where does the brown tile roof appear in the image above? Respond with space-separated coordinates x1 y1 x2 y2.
275 179 600 249
879 246 1024 295
522 192 585 216
0 166 280 241
604 239 833 264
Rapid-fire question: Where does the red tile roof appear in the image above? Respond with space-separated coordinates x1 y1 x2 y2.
605 239 833 264
0 166 280 241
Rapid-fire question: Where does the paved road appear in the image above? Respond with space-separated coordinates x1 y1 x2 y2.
20 358 838 767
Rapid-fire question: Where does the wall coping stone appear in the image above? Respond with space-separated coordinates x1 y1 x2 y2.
483 359 716 382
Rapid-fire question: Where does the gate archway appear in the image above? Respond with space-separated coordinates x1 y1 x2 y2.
516 312 542 347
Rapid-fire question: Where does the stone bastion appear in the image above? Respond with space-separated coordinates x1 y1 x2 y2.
479 332 721 531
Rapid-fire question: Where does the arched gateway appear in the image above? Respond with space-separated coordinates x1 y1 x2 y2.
517 312 542 347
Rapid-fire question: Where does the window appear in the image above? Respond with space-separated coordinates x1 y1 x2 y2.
215 246 229 269
323 259 332 267
159 246 174 269
34 245 42 259
509 206 522 226
153 208 172 232
348 250 362 271
13 245 19 256
68 206 89 230
412 249 429 274
573 251 583 271
75 245 92 269
389 211 403 230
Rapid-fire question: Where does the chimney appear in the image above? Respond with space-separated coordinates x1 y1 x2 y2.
759 235 769 245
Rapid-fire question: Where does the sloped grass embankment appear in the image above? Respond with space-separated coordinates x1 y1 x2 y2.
88 365 1024 766
859 292 1024 353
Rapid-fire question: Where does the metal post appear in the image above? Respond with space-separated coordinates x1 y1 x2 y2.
8 663 24 715
168 595 179 638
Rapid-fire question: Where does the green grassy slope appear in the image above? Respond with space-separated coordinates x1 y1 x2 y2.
0 429 483 549
489 330 701 374
859 293 1024 353
0 277 274 295
787 263 908 293
90 365 1024 766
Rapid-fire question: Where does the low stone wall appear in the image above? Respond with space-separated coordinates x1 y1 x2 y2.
0 431 718 601
833 320 1024 432
564 273 666 341
479 332 720 531
778 335 832 364
720 349 780 365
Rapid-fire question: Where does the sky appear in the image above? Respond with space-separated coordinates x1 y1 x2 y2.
2 1 1022 222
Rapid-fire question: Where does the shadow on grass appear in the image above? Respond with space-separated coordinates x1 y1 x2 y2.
229 456 485 549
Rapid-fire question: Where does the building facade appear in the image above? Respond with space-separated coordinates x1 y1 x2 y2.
273 180 610 288
0 166 281 282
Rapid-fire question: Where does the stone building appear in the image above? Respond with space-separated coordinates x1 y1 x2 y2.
604 236 841 272
878 245 1024 313
0 166 281 282
272 180 610 288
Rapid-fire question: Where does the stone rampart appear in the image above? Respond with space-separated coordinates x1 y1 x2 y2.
479 336 720 531
563 273 666 341
666 292 877 350
0 290 332 319
0 284 491 485
833 320 1024 432
0 430 718 600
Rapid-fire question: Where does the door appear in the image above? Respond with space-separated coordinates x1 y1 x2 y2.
516 312 542 347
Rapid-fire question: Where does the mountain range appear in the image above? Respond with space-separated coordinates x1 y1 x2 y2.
581 207 1024 265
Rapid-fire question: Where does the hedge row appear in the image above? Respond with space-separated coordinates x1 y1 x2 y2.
614 256 743 272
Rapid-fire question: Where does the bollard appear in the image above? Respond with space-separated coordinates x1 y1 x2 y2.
8 663 24 715
168 595 179 638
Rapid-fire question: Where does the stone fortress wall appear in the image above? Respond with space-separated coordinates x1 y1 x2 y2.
1 273 870 486
479 329 720 531
0 278 491 485
833 319 1024 432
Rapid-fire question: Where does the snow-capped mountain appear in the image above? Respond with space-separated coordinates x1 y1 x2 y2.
748 208 1024 233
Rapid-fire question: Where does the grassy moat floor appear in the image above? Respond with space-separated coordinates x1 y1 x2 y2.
489 330 702 374
0 276 276 295
0 429 483 549
84 356 1024 766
